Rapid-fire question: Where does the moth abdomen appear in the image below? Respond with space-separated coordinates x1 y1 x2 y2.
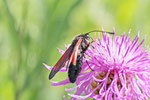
68 63 81 83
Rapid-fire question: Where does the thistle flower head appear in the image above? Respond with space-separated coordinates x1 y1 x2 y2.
44 30 150 100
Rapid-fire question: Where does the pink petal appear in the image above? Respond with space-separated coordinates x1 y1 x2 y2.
51 78 70 86
43 63 67 72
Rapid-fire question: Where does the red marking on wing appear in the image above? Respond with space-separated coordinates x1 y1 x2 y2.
69 38 82 65
72 48 80 65
49 45 73 79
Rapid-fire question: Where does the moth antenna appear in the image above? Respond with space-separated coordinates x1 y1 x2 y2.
87 30 114 35
86 30 114 43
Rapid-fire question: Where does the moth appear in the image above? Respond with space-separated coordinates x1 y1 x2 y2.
49 30 114 83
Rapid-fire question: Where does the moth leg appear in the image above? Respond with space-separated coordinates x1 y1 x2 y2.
86 60 95 71
82 40 95 71
83 55 95 71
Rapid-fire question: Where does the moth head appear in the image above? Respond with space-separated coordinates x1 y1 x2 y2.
84 33 91 40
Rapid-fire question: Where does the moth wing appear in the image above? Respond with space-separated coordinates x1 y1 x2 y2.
49 45 73 79
49 38 83 80
67 38 82 67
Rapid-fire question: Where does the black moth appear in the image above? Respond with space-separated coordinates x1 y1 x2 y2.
49 30 114 83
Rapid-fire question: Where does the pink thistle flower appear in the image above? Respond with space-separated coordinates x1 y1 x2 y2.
44 30 150 100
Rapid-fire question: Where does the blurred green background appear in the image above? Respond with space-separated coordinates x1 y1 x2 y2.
0 0 150 100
